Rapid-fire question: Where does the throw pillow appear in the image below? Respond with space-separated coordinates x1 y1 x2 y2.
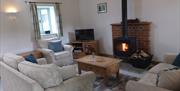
24 54 37 64
18 61 63 88
57 64 77 80
156 67 180 91
172 53 180 67
48 40 64 52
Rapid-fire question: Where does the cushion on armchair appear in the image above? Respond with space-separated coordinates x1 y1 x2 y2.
172 53 180 67
48 40 64 52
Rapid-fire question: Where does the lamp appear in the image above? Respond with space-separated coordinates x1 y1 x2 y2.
5 6 18 20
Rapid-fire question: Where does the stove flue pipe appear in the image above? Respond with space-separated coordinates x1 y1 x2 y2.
122 0 128 39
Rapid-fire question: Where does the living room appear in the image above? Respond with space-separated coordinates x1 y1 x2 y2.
0 0 180 91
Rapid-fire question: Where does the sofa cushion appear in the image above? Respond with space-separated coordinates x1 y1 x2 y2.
36 58 48 65
3 53 25 70
24 54 37 64
45 72 96 91
149 63 176 74
157 68 180 91
58 64 77 80
172 53 180 67
48 40 64 52
138 73 157 86
18 61 63 88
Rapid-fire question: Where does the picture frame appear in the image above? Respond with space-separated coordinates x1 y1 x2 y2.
97 3 107 14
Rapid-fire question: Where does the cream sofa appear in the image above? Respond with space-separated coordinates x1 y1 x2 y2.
0 53 96 91
126 53 179 91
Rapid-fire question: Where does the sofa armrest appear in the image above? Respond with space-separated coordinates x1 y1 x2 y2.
38 48 55 64
0 62 44 91
63 45 73 53
62 71 96 91
126 81 172 91
164 53 177 64
36 58 48 65
78 71 96 82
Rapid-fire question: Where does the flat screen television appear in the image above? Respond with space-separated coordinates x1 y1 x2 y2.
75 29 94 41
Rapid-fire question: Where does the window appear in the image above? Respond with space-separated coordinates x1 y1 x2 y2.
37 5 58 36
30 3 63 40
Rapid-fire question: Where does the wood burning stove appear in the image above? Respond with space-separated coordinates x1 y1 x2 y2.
113 37 136 59
113 0 137 58
112 0 152 68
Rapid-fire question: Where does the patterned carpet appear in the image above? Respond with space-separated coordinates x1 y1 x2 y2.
94 62 148 91
94 74 139 91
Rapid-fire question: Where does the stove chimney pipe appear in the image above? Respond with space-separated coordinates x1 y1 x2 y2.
122 0 128 39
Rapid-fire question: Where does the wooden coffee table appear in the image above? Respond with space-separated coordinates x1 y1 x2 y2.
76 55 121 84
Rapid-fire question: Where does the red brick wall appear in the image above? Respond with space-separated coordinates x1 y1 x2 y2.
112 22 151 53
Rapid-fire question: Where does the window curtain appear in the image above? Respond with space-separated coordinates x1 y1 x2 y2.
29 3 41 40
54 3 63 37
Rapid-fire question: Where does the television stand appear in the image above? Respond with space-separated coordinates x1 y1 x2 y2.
71 40 98 59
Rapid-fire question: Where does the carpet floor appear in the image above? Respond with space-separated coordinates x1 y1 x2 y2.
94 74 138 91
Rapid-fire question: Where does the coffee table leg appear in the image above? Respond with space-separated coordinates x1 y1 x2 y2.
103 74 109 85
116 71 120 81
78 65 82 74
116 64 120 81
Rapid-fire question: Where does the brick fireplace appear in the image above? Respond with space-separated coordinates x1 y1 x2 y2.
112 22 151 58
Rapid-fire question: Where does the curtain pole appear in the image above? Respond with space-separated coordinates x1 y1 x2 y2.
25 1 63 4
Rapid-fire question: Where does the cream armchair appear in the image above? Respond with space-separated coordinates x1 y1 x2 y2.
38 39 74 66
126 53 179 91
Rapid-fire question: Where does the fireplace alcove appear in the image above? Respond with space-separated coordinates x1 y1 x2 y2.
112 22 151 58
113 37 136 59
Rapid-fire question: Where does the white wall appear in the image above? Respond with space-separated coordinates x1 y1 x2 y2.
78 0 138 55
134 0 180 61
1 0 34 55
79 0 121 54
178 0 180 51
0 0 80 56
0 0 3 57
79 0 180 61
61 0 80 43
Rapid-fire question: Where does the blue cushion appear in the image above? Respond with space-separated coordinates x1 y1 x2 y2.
25 54 37 64
48 40 64 52
172 53 180 67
